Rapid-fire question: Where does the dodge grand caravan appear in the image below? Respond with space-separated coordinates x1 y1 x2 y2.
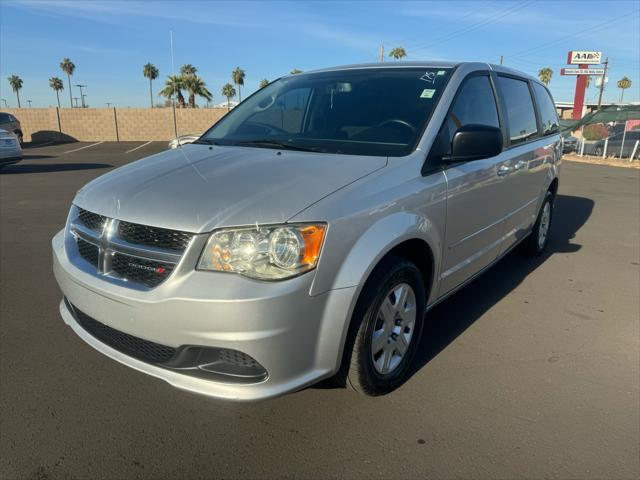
53 62 561 400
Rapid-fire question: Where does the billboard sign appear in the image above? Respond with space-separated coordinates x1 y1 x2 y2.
561 68 605 76
567 51 602 65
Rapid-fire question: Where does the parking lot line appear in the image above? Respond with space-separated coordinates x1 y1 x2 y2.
125 141 153 153
64 141 104 154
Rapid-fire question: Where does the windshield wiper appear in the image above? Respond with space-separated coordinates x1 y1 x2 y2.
235 139 318 152
192 138 219 145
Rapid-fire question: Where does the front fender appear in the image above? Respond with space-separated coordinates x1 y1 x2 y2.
310 211 442 300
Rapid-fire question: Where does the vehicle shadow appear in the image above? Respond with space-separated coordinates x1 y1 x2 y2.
0 163 112 174
407 193 594 380
313 194 594 390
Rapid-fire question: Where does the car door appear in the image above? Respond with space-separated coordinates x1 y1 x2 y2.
494 77 560 252
435 72 513 296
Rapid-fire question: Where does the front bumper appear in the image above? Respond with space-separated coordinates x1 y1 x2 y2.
52 229 356 401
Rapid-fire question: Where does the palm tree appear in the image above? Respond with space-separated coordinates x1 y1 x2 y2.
49 77 64 108
232 67 245 102
7 75 23 108
183 76 212 108
60 58 75 107
143 63 159 108
388 47 407 61
259 79 269 89
180 64 197 77
617 76 632 102
221 83 236 111
290 69 303 75
537 67 553 86
159 74 186 108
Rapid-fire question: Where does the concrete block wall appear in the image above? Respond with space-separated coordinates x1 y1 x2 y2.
3 107 228 142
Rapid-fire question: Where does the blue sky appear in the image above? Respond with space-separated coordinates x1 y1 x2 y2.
1 0 638 108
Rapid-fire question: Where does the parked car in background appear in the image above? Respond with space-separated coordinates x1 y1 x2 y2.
53 62 561 401
0 129 23 167
594 130 640 158
0 112 23 145
169 134 200 149
562 135 578 153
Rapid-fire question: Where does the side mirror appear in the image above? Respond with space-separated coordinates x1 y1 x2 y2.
445 125 503 163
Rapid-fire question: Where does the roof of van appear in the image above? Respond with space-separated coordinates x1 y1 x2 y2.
299 61 538 83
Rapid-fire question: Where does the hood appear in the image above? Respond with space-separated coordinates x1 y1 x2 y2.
74 144 386 233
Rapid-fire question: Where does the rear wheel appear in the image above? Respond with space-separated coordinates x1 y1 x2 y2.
16 131 23 146
520 191 554 257
594 146 603 156
343 256 426 396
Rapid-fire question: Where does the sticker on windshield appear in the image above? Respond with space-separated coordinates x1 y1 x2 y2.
437 70 446 76
420 71 436 84
420 89 436 98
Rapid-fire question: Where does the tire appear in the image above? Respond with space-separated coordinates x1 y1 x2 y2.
594 146 603 156
343 255 426 396
520 191 554 257
16 131 23 146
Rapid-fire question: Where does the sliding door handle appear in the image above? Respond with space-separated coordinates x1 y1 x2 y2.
497 165 513 176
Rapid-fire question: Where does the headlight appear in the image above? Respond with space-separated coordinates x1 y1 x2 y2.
197 223 327 280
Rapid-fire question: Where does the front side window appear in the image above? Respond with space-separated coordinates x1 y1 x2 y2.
430 75 500 160
532 83 559 136
199 67 453 156
497 76 538 145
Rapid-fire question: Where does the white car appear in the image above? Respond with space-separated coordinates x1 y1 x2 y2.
0 129 22 167
168 134 200 149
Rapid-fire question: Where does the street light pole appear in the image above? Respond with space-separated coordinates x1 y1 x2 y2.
73 97 79 108
596 57 608 111
1 98 8 108
75 84 87 107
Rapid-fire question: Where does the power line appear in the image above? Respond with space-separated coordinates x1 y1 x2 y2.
406 1 532 54
503 9 638 59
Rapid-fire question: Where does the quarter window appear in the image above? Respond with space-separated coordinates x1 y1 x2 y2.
532 83 559 136
497 76 538 145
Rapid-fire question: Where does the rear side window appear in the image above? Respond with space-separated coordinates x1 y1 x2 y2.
497 76 538 145
0 113 9 122
532 83 559 136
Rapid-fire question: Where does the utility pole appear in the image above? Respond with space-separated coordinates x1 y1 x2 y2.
500 55 503 65
596 56 608 111
379 42 384 63
106 102 112 108
75 84 87 108
0 99 7 108
27 100 32 108
73 97 79 108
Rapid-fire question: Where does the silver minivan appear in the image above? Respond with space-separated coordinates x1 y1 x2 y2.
53 62 561 400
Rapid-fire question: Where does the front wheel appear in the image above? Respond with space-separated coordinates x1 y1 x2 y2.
344 256 426 396
520 191 554 257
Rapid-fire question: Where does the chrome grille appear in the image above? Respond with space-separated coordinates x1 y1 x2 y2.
68 206 194 289
77 237 99 268
77 208 107 233
118 221 192 251
111 252 175 288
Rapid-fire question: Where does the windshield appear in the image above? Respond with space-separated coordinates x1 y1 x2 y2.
200 67 453 156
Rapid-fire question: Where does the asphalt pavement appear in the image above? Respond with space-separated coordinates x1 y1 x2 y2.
1 142 638 479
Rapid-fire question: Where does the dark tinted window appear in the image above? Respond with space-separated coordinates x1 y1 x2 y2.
431 75 499 160
0 113 9 122
532 83 559 135
497 76 538 145
201 67 453 156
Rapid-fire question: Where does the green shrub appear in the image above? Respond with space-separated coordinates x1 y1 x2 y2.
582 123 609 140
